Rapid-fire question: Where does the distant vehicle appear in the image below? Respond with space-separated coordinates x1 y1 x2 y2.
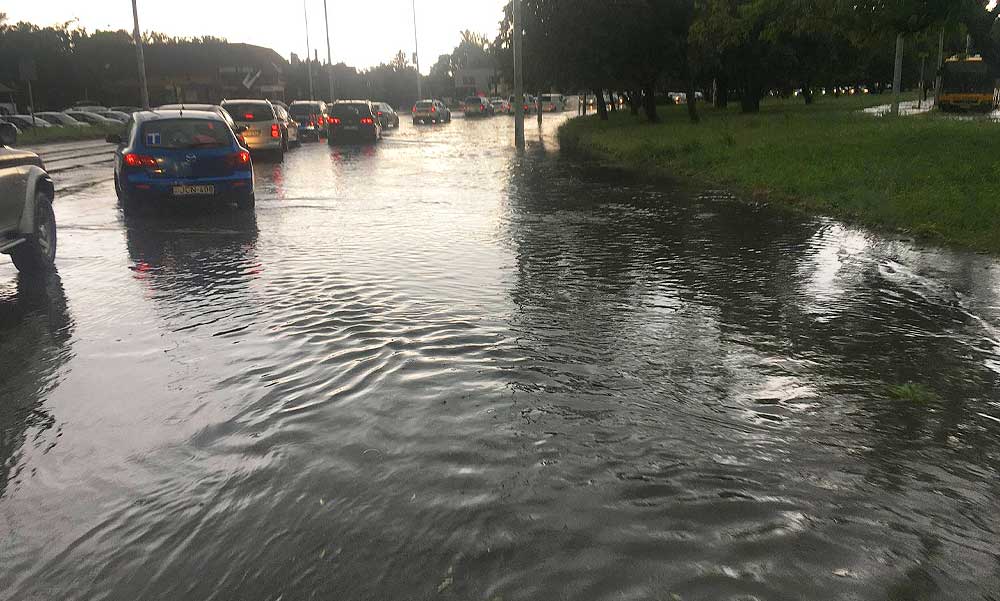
35 112 90 128
69 103 107 112
270 100 289 111
110 106 141 115
463 96 494 117
100 111 132 123
288 101 328 141
327 100 382 144
272 104 300 150
938 56 998 112
540 94 566 112
3 115 53 130
521 95 537 114
374 102 400 129
490 97 511 114
0 122 57 274
220 99 284 161
107 110 254 212
64 111 121 127
155 104 238 130
412 99 451 124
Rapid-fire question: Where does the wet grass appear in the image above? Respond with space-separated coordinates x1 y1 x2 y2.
558 94 1000 252
18 124 122 145
888 383 938 405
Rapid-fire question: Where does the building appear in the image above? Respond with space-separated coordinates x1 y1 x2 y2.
144 43 288 105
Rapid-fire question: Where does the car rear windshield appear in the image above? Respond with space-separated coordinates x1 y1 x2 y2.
140 119 233 149
290 103 322 116
465 97 484 104
541 95 556 101
330 104 371 117
224 103 273 122
415 101 433 109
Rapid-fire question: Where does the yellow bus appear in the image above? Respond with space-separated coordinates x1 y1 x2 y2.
937 56 998 112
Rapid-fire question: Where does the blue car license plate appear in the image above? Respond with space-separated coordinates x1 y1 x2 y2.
173 185 215 196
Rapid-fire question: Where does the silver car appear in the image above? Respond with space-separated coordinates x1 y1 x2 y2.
221 99 284 161
0 123 57 274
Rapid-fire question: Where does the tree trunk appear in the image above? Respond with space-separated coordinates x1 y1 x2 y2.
685 78 699 123
595 88 608 121
609 93 617 112
628 90 640 115
740 88 761 113
714 76 729 109
642 83 658 123
803 82 814 105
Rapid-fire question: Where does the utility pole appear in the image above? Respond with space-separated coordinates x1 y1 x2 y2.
412 0 422 100
918 52 927 109
891 33 904 117
323 0 335 101
513 0 525 149
304 0 314 100
131 0 150 109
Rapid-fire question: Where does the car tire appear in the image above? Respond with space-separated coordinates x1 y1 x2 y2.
10 192 57 275
237 193 255 211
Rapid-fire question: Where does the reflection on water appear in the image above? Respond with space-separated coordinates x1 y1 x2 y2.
0 275 74 499
2 116 1000 600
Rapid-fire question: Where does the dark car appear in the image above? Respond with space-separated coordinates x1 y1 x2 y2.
108 110 254 212
374 102 400 129
289 100 328 141
2 115 52 130
327 101 382 144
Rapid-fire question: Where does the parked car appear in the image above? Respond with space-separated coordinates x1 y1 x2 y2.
540 94 567 112
373 102 400 129
463 96 494 117
514 95 536 115
272 104 300 150
69 103 108 113
412 99 451 124
220 99 284 161
0 123 57 274
155 104 238 130
64 111 121 127
35 112 90 128
2 115 53 130
99 110 132 123
490 97 511 114
327 100 382 144
288 100 328 141
108 110 254 212
110 106 141 115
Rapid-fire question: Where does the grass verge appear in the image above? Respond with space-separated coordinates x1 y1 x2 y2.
18 124 122 145
558 95 1000 252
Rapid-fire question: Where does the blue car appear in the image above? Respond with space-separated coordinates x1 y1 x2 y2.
109 110 254 212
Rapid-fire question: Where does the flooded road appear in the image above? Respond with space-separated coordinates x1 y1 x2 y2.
2 114 999 600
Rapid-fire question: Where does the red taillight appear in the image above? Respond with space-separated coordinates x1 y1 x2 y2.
271 124 280 138
412 105 417 113
124 153 156 168
431 107 436 113
317 115 325 126
377 111 383 116
330 117 341 125
309 120 316 127
244 113 255 120
360 117 375 125
228 150 251 168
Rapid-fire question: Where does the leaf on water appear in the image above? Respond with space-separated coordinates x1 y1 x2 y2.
437 576 453 593
888 383 937 405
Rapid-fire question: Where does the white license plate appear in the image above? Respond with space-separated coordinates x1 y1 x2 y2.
245 130 260 137
343 126 358 131
173 185 215 196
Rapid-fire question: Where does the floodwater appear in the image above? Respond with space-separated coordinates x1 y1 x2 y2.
2 114 999 600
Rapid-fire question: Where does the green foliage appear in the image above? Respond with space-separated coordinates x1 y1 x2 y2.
19 123 121 145
558 95 1000 252
888 383 939 405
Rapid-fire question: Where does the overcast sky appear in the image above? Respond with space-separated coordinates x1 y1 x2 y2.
6 0 508 73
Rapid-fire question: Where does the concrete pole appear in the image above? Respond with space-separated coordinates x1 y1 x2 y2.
323 0 335 101
304 0 314 100
131 0 150 109
891 33 904 117
412 0 422 100
918 54 926 108
513 0 525 149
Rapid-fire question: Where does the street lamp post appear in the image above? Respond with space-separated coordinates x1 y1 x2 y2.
323 0 335 101
304 0 315 100
412 0 422 100
131 0 150 109
513 0 525 149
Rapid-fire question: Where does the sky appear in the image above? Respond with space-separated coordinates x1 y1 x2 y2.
6 0 508 74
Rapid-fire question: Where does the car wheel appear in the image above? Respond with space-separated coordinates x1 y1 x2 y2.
10 191 57 275
237 192 256 211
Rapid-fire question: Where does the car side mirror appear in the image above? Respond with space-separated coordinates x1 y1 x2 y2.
0 122 17 146
105 133 122 144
